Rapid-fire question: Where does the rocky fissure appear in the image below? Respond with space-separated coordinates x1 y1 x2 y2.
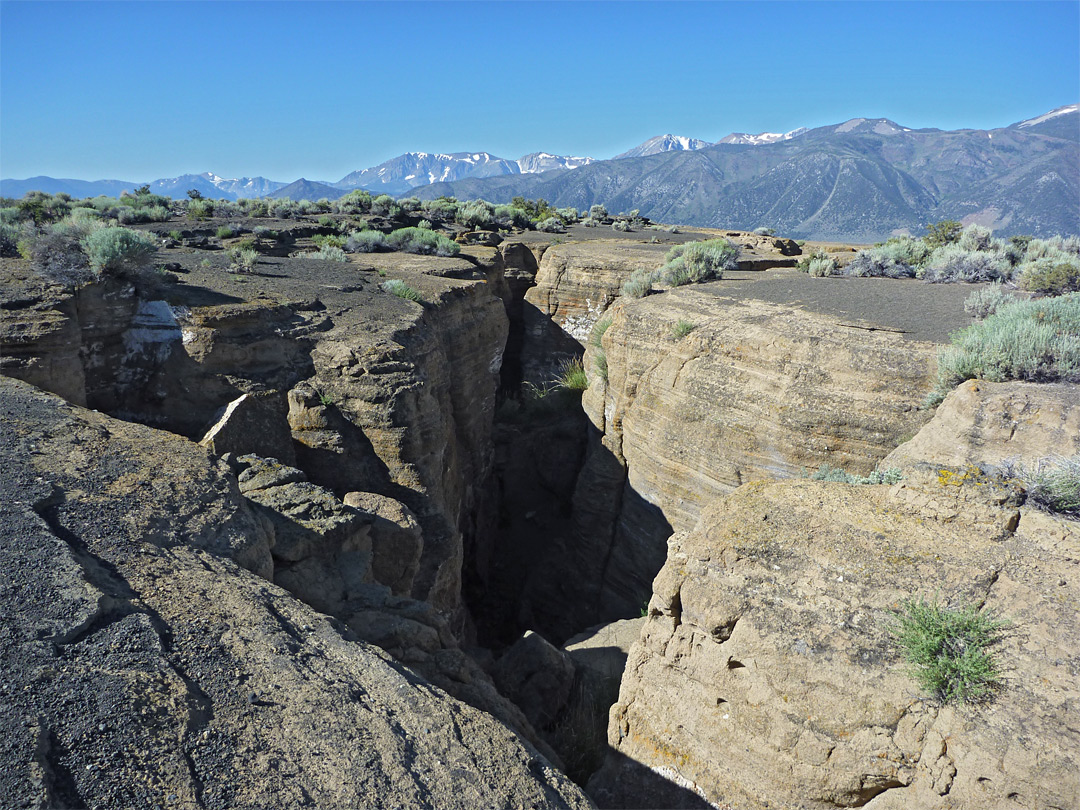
5 223 1071 809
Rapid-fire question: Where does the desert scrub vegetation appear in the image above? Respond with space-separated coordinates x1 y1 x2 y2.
658 238 739 286
226 246 258 272
216 225 238 239
930 293 1080 403
386 227 460 257
997 455 1080 516
456 199 496 229
381 279 424 303
83 226 157 275
807 463 903 485
842 223 1080 290
797 249 840 277
314 244 348 262
963 283 1016 319
671 319 697 339
890 595 1008 704
345 230 386 253
621 267 659 298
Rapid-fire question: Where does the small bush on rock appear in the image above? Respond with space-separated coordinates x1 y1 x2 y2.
82 226 156 275
386 227 460 257
621 267 658 298
997 455 1080 516
890 596 1007 704
659 238 738 286
346 230 386 253
931 293 1080 402
536 216 566 233
382 278 424 303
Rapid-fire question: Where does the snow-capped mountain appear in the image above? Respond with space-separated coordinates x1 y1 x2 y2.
516 152 595 174
1014 104 1079 129
334 152 521 195
149 172 286 199
716 127 808 145
613 135 711 160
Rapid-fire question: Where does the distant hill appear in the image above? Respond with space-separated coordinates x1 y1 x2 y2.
614 134 710 159
267 178 347 201
515 152 595 174
412 108 1080 241
0 176 137 199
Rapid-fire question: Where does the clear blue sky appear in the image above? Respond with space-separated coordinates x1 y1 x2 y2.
2 1 1077 182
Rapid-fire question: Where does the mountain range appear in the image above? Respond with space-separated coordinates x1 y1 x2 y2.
412 106 1080 241
3 105 1077 240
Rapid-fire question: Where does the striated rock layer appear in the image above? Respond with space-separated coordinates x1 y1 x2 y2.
589 474 1079 810
0 376 592 810
526 287 937 641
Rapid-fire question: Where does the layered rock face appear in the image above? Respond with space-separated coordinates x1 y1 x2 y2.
0 376 591 809
589 381 1080 809
526 287 937 640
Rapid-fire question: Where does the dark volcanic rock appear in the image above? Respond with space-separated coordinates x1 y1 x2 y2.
0 376 592 810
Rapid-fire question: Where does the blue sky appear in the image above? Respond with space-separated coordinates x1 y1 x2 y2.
2 1 1077 182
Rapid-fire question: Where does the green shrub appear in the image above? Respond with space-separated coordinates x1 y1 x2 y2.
923 219 963 251
798 250 840 277
167 229 183 241
216 225 237 239
589 204 608 220
753 226 775 236
671 319 697 339
346 230 386 253
923 244 1012 283
234 237 258 252
1017 258 1080 295
417 219 433 230
82 227 156 275
808 463 903 485
371 194 399 217
252 226 276 240
315 244 348 262
963 283 1015 319
457 199 495 229
658 238 738 285
317 215 337 229
844 239 924 278
612 219 631 232
382 278 424 302
621 267 658 298
998 455 1080 515
931 294 1080 401
334 189 372 214
890 596 1007 704
386 227 460 257
556 357 589 391
420 197 459 221
312 234 347 249
188 199 213 220
958 223 993 252
227 246 258 272
537 216 566 233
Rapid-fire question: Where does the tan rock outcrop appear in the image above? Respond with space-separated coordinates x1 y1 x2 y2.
589 473 1079 809
539 288 937 637
1 376 592 809
883 379 1080 473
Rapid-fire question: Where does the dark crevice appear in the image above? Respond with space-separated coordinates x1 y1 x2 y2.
39 729 87 810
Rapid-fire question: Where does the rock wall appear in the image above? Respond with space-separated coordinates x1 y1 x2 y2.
589 475 1078 810
0 376 591 810
530 288 938 640
589 379 1080 809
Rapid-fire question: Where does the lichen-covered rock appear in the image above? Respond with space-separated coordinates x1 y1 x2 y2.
883 379 1080 474
0 376 592 810
588 473 1080 810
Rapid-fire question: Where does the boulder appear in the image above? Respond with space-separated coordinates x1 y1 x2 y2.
199 390 296 465
343 491 423 596
492 631 577 730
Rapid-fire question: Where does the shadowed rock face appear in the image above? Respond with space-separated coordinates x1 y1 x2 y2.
524 286 938 642
0 376 592 810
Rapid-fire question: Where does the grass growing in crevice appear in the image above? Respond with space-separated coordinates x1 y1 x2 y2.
807 463 903 485
556 358 589 391
381 279 424 303
890 595 1008 704
671 319 697 339
998 455 1080 516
